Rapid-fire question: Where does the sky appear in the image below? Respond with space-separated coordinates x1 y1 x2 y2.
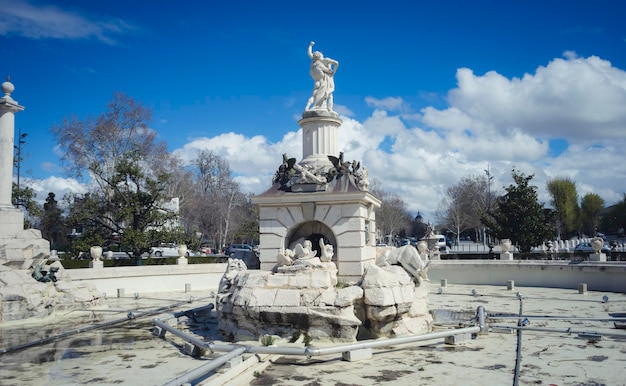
1 0 626 223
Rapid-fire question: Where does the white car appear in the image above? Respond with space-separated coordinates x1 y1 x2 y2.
150 244 190 257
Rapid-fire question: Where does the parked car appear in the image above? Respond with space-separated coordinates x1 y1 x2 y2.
230 249 261 269
574 242 610 253
224 244 254 257
150 244 190 257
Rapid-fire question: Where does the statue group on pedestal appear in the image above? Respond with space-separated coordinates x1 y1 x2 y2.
305 41 339 112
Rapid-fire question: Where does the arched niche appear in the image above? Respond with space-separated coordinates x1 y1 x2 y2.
285 221 337 262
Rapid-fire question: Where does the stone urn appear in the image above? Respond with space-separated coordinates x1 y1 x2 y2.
500 239 512 253
590 237 604 254
90 246 103 262
177 244 188 258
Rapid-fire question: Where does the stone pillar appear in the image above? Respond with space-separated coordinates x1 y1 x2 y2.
0 77 24 209
0 78 27 241
0 78 50 268
298 110 341 170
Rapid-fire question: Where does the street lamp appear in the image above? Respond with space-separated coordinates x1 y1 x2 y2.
484 164 494 245
14 127 27 207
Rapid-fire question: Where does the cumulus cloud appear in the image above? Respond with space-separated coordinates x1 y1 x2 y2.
0 0 136 44
24 176 88 204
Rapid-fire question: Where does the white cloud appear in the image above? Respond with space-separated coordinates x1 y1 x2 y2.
0 0 136 44
24 175 87 204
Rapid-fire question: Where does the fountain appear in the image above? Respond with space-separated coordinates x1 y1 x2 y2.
219 43 432 342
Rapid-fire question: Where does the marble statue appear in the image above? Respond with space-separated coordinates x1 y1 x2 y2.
276 248 295 266
377 245 429 283
320 239 334 262
294 239 317 259
305 41 339 111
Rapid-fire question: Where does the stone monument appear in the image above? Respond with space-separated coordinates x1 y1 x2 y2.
252 42 381 282
0 77 100 322
220 43 432 343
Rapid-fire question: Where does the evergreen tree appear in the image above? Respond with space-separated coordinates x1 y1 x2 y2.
40 192 68 250
601 194 626 236
580 193 604 236
547 177 579 238
484 169 553 252
11 182 42 228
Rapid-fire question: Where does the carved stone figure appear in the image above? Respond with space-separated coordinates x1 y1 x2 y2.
31 262 59 283
377 245 429 283
276 248 294 267
294 239 317 259
305 41 339 111
320 239 334 262
217 258 247 295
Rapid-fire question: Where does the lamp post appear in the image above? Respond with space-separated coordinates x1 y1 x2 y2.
14 127 27 207
484 164 493 245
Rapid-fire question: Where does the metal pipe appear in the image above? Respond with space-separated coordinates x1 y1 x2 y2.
162 346 247 386
173 303 215 320
513 294 524 386
490 324 626 338
152 318 481 357
488 315 626 322
1 298 209 356
477 306 486 332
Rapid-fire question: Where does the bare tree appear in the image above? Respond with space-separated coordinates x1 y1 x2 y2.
51 92 170 191
183 150 245 250
437 174 494 244
371 181 412 244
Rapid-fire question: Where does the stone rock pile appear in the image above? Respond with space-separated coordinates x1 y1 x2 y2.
216 256 432 343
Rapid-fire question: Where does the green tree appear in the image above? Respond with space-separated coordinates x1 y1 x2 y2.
40 192 69 250
547 177 579 239
52 93 180 262
601 194 626 236
11 182 42 228
484 169 553 252
98 152 178 262
579 193 604 236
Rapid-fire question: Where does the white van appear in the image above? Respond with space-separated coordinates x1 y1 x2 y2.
434 235 447 251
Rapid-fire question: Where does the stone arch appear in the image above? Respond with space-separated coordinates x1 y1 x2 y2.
285 221 337 262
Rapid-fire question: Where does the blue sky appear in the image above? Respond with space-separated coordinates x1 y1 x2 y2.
2 0 626 222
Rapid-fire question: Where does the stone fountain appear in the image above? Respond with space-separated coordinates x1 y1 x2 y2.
0 77 100 322
218 43 432 343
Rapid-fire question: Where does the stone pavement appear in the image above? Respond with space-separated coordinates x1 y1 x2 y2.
0 285 625 386
243 284 626 386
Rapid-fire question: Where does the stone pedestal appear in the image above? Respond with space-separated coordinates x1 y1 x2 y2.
298 110 341 171
500 252 514 260
589 253 607 262
177 257 188 265
89 260 104 269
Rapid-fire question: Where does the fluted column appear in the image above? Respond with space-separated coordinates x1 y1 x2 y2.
298 110 342 170
0 77 24 208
